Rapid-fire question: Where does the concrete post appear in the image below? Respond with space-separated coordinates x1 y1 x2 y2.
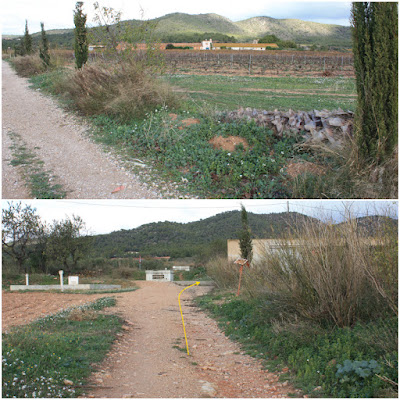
25 274 29 286
59 270 64 292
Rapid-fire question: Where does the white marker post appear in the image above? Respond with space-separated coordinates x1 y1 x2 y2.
59 270 64 292
25 274 29 286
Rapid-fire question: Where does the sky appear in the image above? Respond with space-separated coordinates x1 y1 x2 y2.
2 0 352 35
2 200 397 236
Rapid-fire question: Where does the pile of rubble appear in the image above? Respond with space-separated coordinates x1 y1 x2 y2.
219 107 354 147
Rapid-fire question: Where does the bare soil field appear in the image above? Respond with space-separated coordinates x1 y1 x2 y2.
2 291 111 332
2 282 300 398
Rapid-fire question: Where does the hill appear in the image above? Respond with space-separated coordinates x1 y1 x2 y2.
91 211 318 259
236 16 352 46
91 210 397 260
2 12 352 49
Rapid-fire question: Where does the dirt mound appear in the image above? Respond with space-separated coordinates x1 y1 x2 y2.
286 161 327 178
178 118 201 129
209 135 249 152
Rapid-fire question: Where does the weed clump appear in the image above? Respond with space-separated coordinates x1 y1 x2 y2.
57 60 179 120
9 55 47 77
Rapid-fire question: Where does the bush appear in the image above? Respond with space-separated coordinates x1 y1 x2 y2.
197 291 398 397
244 214 397 327
205 256 239 289
9 55 47 77
55 60 179 120
110 267 145 280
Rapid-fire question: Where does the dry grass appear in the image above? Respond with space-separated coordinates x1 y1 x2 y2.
205 256 239 289
67 308 99 321
56 60 179 120
239 210 397 327
291 139 398 199
9 55 47 77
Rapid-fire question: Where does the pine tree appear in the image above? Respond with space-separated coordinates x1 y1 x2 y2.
39 22 51 67
22 20 32 55
74 1 88 69
239 205 253 263
351 2 398 163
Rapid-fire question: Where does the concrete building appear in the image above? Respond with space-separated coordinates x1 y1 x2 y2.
201 39 213 50
227 237 385 263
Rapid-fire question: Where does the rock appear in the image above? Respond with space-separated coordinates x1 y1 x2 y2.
328 117 345 127
63 379 74 386
314 109 331 118
201 366 217 371
304 120 317 131
200 381 218 398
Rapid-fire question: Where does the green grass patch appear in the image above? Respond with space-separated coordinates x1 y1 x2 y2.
164 74 357 112
196 291 398 398
2 297 122 398
173 266 209 281
28 68 384 199
8 131 66 199
89 108 316 198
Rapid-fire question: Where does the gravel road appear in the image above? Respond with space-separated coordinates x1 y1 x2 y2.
2 282 299 398
88 281 298 398
2 61 168 199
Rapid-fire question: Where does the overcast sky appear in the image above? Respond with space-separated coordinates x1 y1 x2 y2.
2 200 397 236
2 0 352 35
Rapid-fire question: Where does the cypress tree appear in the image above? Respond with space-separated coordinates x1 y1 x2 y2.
74 1 88 69
239 205 253 263
351 2 398 163
39 22 51 67
23 20 32 55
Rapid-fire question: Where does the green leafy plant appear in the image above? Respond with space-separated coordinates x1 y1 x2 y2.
336 359 381 381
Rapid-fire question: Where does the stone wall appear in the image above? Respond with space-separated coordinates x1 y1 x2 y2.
219 107 354 147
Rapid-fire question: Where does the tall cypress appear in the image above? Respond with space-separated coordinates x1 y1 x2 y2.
39 22 51 67
74 1 88 69
351 2 398 163
239 205 253 263
23 20 32 55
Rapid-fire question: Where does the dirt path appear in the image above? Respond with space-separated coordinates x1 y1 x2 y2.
2 283 298 397
86 281 298 398
2 61 166 199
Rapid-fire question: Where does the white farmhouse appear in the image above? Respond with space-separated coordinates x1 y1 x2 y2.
201 39 213 50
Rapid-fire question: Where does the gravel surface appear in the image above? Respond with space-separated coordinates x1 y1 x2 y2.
88 281 299 398
2 61 168 199
2 282 299 397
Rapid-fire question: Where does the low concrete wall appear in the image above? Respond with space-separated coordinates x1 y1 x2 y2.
145 270 174 282
172 266 191 271
173 281 215 286
10 284 121 291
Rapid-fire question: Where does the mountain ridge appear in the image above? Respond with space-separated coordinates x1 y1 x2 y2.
91 211 396 259
4 12 352 47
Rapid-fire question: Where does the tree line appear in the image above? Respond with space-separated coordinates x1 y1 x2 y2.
2 202 91 275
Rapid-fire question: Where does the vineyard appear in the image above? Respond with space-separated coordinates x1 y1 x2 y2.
85 48 355 77
162 50 354 77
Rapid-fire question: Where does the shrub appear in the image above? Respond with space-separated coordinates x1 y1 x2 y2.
205 256 238 289
110 267 145 280
241 212 397 327
56 60 179 120
9 55 47 77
